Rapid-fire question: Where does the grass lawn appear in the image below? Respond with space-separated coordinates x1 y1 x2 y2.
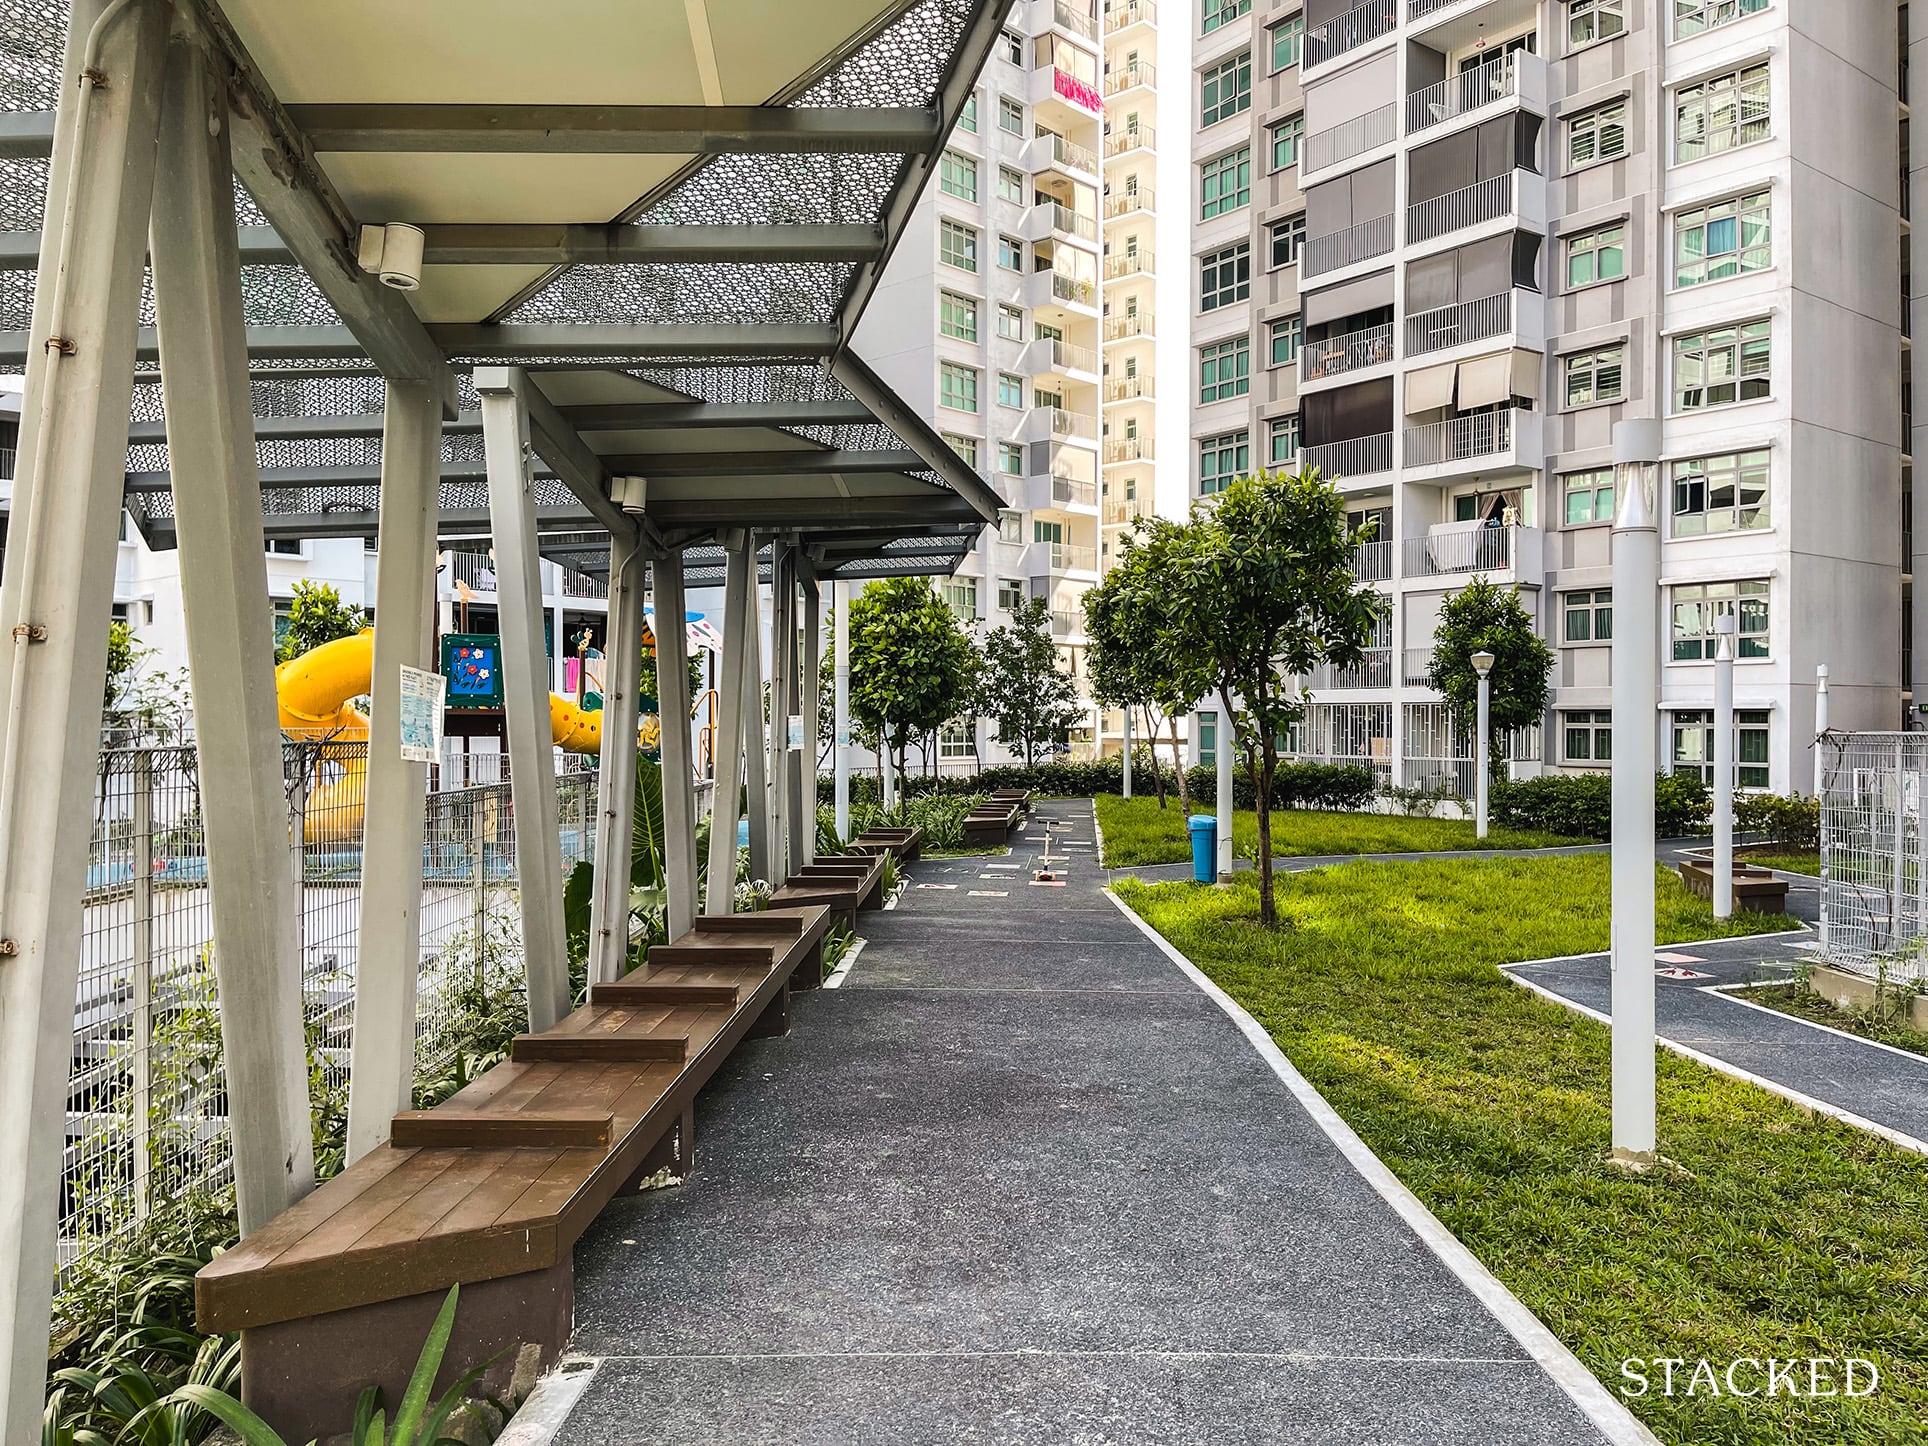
1740 849 1822 877
1114 856 1925 1446
1094 793 1586 868
1732 983 1928 1059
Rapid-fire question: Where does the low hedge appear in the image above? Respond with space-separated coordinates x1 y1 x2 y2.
1491 771 1713 841
1734 791 1820 851
820 755 1377 813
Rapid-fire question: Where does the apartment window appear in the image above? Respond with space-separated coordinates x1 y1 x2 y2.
1270 14 1304 70
998 441 1023 476
1567 102 1627 168
1563 345 1625 408
1270 213 1306 269
1672 448 1770 536
1568 0 1625 47
997 304 1023 340
1563 711 1614 763
939 721 976 759
1269 114 1306 172
997 577 1025 610
997 234 1023 271
1201 51 1252 127
1200 241 1251 311
1268 414 1301 465
1198 710 1218 756
957 93 978 134
940 361 979 413
942 433 980 470
1001 29 1023 65
1562 468 1616 526
998 508 1023 543
1199 337 1251 403
1671 579 1770 661
1672 709 1771 789
1674 190 1770 288
1563 589 1613 643
941 576 979 622
941 219 978 272
1269 315 1303 366
939 150 978 202
1674 63 1770 164
1200 146 1252 218
999 97 1025 134
1674 319 1770 411
1565 222 1625 288
1202 0 1250 35
1033 519 1065 544
991 166 1022 206
1199 430 1249 495
997 372 1024 408
940 291 978 342
1675 0 1771 42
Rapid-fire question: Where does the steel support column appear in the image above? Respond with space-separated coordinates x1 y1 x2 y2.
346 380 443 1163
767 541 791 886
150 30 317 1234
799 563 822 866
589 530 645 985
705 536 752 914
834 580 852 842
742 546 773 889
650 547 700 936
478 368 571 1029
0 4 169 1436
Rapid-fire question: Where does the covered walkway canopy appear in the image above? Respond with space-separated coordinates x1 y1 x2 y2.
0 2 1004 1438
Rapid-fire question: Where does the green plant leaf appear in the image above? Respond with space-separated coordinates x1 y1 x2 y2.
389 1285 459 1445
631 756 667 889
158 1385 293 1446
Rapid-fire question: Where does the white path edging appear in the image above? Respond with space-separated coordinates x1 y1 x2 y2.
1103 889 1662 1446
493 1360 599 1445
1499 969 1928 1158
821 935 867 989
1700 980 1928 1067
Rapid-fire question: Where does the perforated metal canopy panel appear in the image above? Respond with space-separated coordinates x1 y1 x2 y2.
0 0 1007 582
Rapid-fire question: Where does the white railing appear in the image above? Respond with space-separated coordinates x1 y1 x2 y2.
1403 523 1520 576
1402 647 1436 687
1050 474 1098 507
0 445 15 479
1054 0 1098 40
1033 200 1099 242
1038 336 1100 373
1103 435 1150 463
1306 0 1397 68
1104 189 1154 218
1049 609 1078 638
1106 0 1157 26
1103 375 1152 402
1305 103 1398 174
561 568 608 600
1103 312 1151 341
1048 268 1098 307
1351 538 1393 582
1045 130 1098 173
1405 291 1512 356
1314 651 1393 690
1408 0 1463 17
1407 170 1520 246
1104 249 1152 279
1301 322 1395 384
1047 406 1097 440
1302 213 1395 279
1105 126 1154 158
1039 542 1097 572
1301 431 1393 481
1105 60 1155 95
1104 495 1151 526
1403 408 1517 467
1407 54 1520 134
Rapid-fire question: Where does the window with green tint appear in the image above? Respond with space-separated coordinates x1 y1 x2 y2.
1269 315 1303 366
1270 213 1306 268
1033 518 1064 543
1270 14 1303 70
1201 51 1252 127
1198 709 1217 755
1675 0 1771 43
999 96 1024 134
1674 191 1770 288
940 219 978 272
1563 711 1614 763
1670 580 1769 661
1198 430 1249 494
1198 336 1250 403
998 442 1023 476
1673 320 1770 411
939 291 978 342
1671 449 1770 535
1563 345 1624 408
1565 223 1625 288
1270 114 1305 171
957 92 978 134
1569 0 1624 47
1202 0 1250 35
997 304 1023 340
997 166 1024 205
1671 708 1771 789
997 234 1022 271
1200 146 1251 218
1674 63 1770 163
1562 469 1615 526
1199 241 1250 310
1567 102 1626 167
939 150 978 201
1562 589 1613 643
997 372 1023 408
939 361 979 413
1268 414 1301 464
942 433 979 470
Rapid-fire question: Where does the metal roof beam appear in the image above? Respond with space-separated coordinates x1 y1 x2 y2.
0 323 366 366
597 448 930 478
558 399 876 430
428 322 840 358
478 365 637 543
127 409 483 443
283 103 940 154
0 224 290 271
0 110 54 159
418 223 887 265
830 351 1004 521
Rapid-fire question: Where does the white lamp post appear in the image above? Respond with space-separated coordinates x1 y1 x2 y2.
1471 649 1495 839
1712 614 1736 919
1122 707 1133 800
1216 698 1235 882
1814 663 1830 798
1610 419 1660 1168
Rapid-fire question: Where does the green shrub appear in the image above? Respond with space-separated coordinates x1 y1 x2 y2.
817 755 1186 807
1491 771 1712 841
1184 761 1376 812
822 793 986 851
1735 790 1820 851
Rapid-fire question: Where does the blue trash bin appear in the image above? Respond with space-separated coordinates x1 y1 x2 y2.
1187 815 1217 883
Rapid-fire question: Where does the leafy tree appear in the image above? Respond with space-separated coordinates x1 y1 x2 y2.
1162 467 1383 926
1428 576 1554 785
101 619 191 743
1083 520 1199 814
274 580 367 664
104 619 139 710
978 596 1081 767
847 577 976 787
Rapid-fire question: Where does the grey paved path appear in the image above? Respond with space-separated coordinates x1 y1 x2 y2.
1506 933 1928 1146
556 800 1622 1444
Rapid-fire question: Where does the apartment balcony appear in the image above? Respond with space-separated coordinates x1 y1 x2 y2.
1301 213 1395 281
1104 0 1156 35
1404 289 1544 359
1103 311 1152 342
1406 51 1545 137
1401 406 1541 479
1104 493 1151 526
1407 169 1543 248
1020 334 1100 381
1305 0 1396 72
1102 374 1153 404
1104 59 1155 97
1406 0 1535 38
1301 431 1393 483
1103 249 1152 281
1401 523 1543 586
1102 435 1151 465
1103 188 1154 220
1031 64 1105 118
1300 322 1395 388
1030 404 1099 443
1402 648 1437 688
1351 538 1393 583
1104 125 1154 160
1301 103 1398 182
1025 265 1099 313
1049 608 1081 639
1025 540 1100 577
1026 128 1099 179
1310 650 1393 690
1026 472 1100 512
1024 199 1099 246
1030 0 1099 43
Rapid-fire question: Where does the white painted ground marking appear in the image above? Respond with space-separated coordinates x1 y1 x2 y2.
1655 967 1711 980
496 1361 599 1445
914 882 958 891
1105 890 1665 1446
1654 951 1704 965
969 890 1009 898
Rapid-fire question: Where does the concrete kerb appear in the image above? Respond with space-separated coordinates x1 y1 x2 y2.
1699 979 1928 1068
1102 889 1663 1446
493 1359 599 1445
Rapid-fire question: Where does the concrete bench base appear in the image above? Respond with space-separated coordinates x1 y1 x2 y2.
1677 859 1791 913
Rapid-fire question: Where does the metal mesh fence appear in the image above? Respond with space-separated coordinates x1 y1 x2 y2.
63 742 596 1276
1819 731 1928 985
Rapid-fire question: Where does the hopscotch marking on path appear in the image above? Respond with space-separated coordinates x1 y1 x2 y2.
969 890 1008 898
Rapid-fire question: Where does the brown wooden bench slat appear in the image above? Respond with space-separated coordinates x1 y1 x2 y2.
642 943 778 967
512 1033 689 1063
388 1110 614 1149
588 980 740 1007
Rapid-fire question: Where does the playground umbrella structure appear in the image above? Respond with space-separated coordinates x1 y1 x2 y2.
0 0 1008 1437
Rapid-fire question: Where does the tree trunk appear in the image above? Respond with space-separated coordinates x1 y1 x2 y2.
1256 744 1277 928
1141 704 1167 807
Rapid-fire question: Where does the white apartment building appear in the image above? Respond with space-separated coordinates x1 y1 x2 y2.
1180 0 1908 795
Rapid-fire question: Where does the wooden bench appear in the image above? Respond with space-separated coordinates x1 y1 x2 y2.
768 849 887 932
1678 859 1791 913
961 802 1021 849
987 788 1032 813
195 905 831 1445
849 826 922 863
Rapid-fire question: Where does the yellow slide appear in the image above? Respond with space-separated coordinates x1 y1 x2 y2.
276 630 658 843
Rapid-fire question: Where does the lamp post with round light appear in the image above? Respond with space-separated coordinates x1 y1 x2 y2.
1471 649 1495 839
